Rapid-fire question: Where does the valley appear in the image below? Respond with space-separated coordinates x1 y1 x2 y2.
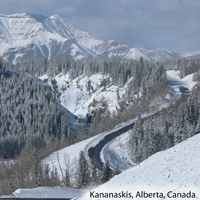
0 12 200 200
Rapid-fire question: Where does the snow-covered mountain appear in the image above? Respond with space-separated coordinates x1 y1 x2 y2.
0 13 148 63
138 48 181 62
180 51 200 58
0 13 198 63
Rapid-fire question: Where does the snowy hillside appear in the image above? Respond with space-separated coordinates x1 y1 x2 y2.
40 73 128 117
0 13 198 63
39 69 197 117
78 133 200 200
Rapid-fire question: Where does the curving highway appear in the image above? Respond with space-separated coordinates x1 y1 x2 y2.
87 123 134 171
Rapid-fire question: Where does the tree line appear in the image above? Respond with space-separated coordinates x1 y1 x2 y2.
0 147 119 195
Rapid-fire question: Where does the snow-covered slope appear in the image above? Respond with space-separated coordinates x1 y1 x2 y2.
40 73 128 117
78 133 200 200
0 13 93 62
167 70 197 94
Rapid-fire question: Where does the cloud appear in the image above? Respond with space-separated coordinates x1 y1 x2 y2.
0 0 200 52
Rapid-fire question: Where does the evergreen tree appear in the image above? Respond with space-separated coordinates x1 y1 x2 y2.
102 161 111 183
65 168 70 187
77 151 90 188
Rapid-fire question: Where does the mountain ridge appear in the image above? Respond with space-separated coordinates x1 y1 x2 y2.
0 13 200 63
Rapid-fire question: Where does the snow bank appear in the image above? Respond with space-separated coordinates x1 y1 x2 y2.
167 70 197 92
101 130 135 171
13 187 87 198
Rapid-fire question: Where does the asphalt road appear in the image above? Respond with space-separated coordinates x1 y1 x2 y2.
88 122 134 171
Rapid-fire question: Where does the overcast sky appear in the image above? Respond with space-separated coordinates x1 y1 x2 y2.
0 0 200 53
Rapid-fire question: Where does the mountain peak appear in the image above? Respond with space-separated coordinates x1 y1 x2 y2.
50 14 63 20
